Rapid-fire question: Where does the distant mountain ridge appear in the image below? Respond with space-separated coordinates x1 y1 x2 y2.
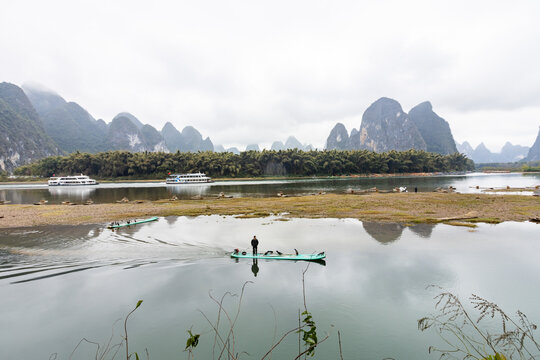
4 81 540 173
213 137 313 153
107 114 169 152
271 136 313 151
21 84 214 154
161 123 213 152
456 141 530 163
0 82 218 172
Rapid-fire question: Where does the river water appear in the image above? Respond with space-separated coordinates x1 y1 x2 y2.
1 172 539 204
1 215 539 359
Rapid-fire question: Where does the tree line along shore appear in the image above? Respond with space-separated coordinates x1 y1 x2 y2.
1 193 539 229
12 149 474 179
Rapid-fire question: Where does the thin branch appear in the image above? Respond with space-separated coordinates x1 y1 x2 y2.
292 334 330 360
260 326 304 360
338 330 344 360
198 310 238 360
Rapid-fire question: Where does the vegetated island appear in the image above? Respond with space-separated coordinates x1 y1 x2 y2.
1 193 539 229
12 149 474 179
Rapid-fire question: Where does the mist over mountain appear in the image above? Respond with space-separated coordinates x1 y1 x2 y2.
214 144 226 152
160 123 214 152
245 144 260 151
19 84 216 157
270 136 313 151
22 83 107 153
0 82 58 172
19 83 216 157
471 143 494 163
456 141 474 158
500 142 530 162
456 141 530 163
225 147 240 154
284 136 303 150
271 141 285 151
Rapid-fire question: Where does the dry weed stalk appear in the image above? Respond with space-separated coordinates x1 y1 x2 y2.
61 300 146 360
418 286 539 360
190 266 331 359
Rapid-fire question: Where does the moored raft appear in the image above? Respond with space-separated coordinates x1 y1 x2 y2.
231 251 325 261
107 216 159 229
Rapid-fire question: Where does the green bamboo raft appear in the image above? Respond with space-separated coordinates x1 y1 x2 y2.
107 216 159 229
230 251 325 261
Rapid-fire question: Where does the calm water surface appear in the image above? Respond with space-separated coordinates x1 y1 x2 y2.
0 216 539 359
1 172 539 204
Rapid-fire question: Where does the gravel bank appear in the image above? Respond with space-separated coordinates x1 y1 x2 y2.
0 193 539 229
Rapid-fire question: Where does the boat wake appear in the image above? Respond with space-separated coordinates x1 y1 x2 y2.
0 224 229 285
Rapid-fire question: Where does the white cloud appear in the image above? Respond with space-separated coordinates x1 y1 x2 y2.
1 0 539 151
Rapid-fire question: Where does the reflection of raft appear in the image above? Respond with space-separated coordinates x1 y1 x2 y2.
231 251 326 261
107 216 159 229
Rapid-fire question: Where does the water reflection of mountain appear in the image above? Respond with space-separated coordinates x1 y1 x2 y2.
362 222 436 243
408 223 435 238
48 187 96 200
165 216 179 225
362 222 404 244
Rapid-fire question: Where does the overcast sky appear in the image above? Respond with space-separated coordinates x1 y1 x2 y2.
1 0 539 151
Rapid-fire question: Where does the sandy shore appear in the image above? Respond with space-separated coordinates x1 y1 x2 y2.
1 193 539 229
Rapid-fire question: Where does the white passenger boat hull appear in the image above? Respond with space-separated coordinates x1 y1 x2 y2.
48 182 99 186
48 174 99 186
165 172 213 184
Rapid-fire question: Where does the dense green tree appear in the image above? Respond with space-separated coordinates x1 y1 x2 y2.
14 149 474 179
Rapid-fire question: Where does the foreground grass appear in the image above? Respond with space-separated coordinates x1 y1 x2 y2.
1 193 539 229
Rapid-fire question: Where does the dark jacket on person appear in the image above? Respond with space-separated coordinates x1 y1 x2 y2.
251 238 259 248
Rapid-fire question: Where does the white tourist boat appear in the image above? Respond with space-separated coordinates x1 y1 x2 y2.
166 172 213 184
48 174 99 186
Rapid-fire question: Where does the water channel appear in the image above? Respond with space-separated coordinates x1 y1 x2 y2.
1 215 539 359
1 172 539 204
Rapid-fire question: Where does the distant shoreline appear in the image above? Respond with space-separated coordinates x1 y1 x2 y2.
0 171 473 185
1 192 538 229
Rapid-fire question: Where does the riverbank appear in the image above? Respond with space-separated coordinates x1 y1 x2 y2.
0 171 467 184
1 192 539 228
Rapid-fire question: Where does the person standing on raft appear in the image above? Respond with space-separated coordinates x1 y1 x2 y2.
251 236 259 256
